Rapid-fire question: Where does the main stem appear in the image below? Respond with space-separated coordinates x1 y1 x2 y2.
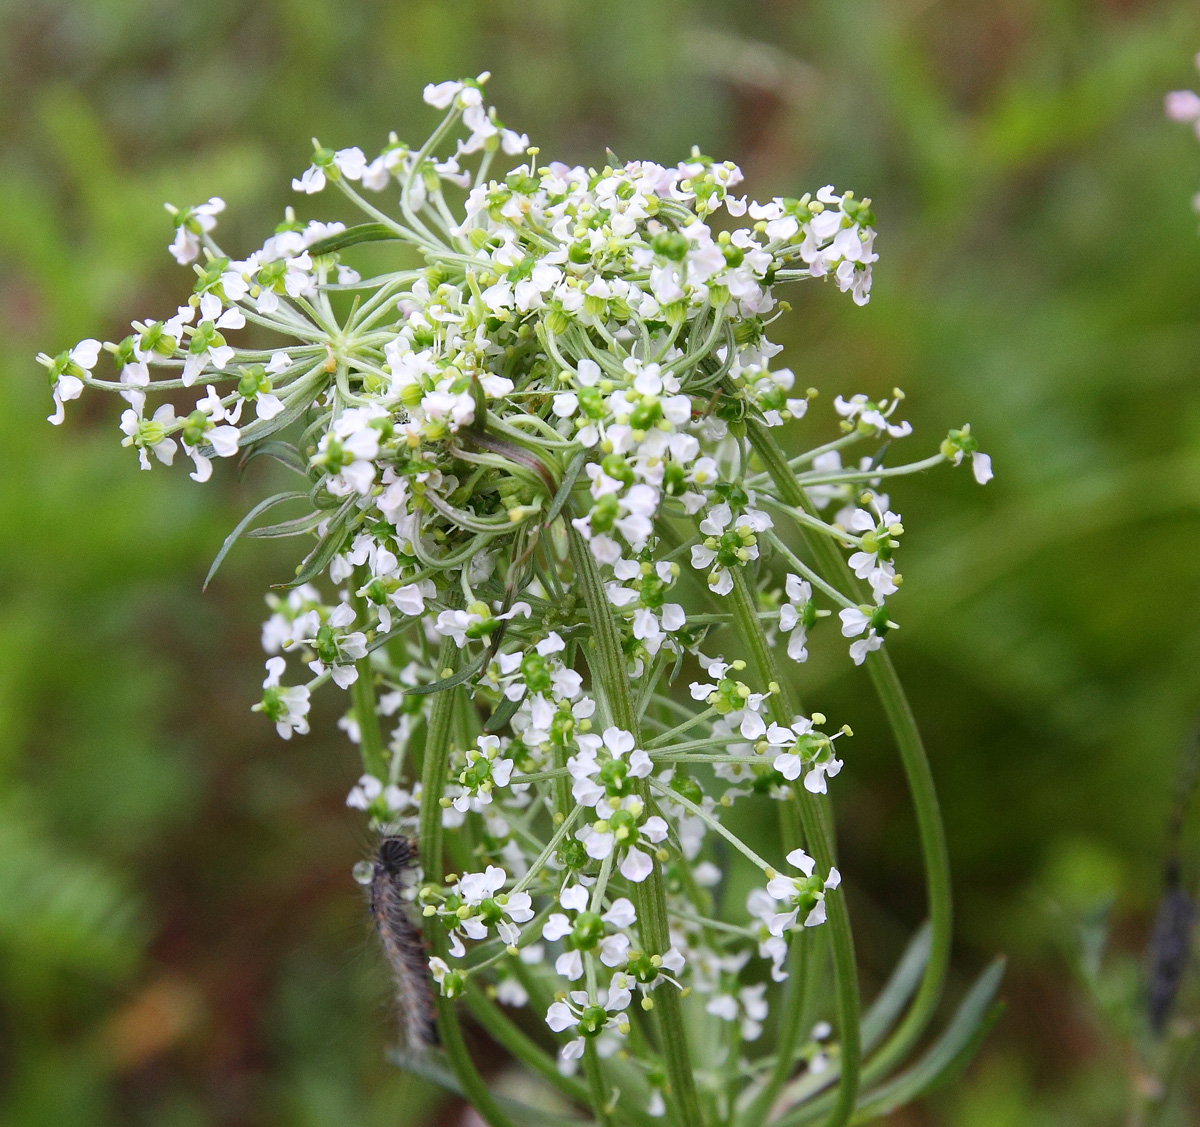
746 417 952 1085
418 637 518 1127
569 526 705 1127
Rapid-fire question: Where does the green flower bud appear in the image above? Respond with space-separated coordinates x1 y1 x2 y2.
570 911 605 950
651 231 689 261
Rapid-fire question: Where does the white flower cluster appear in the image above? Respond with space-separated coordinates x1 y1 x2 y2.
40 75 990 1118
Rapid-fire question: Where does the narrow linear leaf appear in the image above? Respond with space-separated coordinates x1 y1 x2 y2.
244 510 324 539
463 428 559 498
363 623 487 691
204 491 309 590
776 951 1003 1126
365 623 410 655
238 439 309 477
861 923 933 1052
390 1049 462 1096
277 498 357 589
915 1003 1005 1098
402 655 487 695
774 924 934 1117
305 222 399 256
544 447 586 527
483 690 524 734
851 957 1006 1122
390 1050 578 1127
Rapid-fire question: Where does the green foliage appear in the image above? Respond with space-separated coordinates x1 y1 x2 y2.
4 0 1200 1122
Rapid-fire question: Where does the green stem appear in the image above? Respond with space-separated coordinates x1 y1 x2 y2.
648 778 772 873
462 983 593 1109
739 789 812 1127
645 707 720 748
569 526 705 1127
746 417 952 1089
353 612 519 1126
351 571 388 780
418 638 517 1127
728 569 861 1127
509 806 583 897
585 1043 616 1127
858 649 951 1080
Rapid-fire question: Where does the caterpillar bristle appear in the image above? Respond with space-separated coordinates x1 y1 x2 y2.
369 835 438 1050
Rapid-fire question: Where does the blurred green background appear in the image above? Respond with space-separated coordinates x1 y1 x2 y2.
4 0 1200 1123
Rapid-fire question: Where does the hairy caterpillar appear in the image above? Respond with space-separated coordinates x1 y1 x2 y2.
369 836 438 1049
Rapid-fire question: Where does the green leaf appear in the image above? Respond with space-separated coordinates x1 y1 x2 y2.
861 923 932 1053
304 222 399 256
204 491 309 590
238 439 308 478
389 1049 462 1097
363 620 487 695
244 510 324 539
276 496 357 589
851 957 1006 1121
544 447 586 527
483 690 523 734
390 1049 576 1127
405 659 485 695
463 428 559 498
776 946 1002 1126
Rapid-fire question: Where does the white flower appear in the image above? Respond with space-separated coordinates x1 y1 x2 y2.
1166 88 1200 130
344 774 410 813
333 147 367 179
435 601 530 648
748 888 790 981
845 508 902 601
292 165 326 194
253 656 310 739
779 574 814 662
943 427 994 486
765 848 841 934
834 393 911 438
544 980 632 1063
39 338 100 425
423 80 464 108
970 451 993 485
390 580 436 617
541 889 636 981
181 305 242 386
766 717 845 795
839 606 887 666
42 82 983 1076
452 733 517 812
446 866 533 951
167 197 225 264
568 726 652 808
119 402 179 470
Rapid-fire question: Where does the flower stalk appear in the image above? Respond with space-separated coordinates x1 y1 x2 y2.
746 417 953 1085
571 526 705 1127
